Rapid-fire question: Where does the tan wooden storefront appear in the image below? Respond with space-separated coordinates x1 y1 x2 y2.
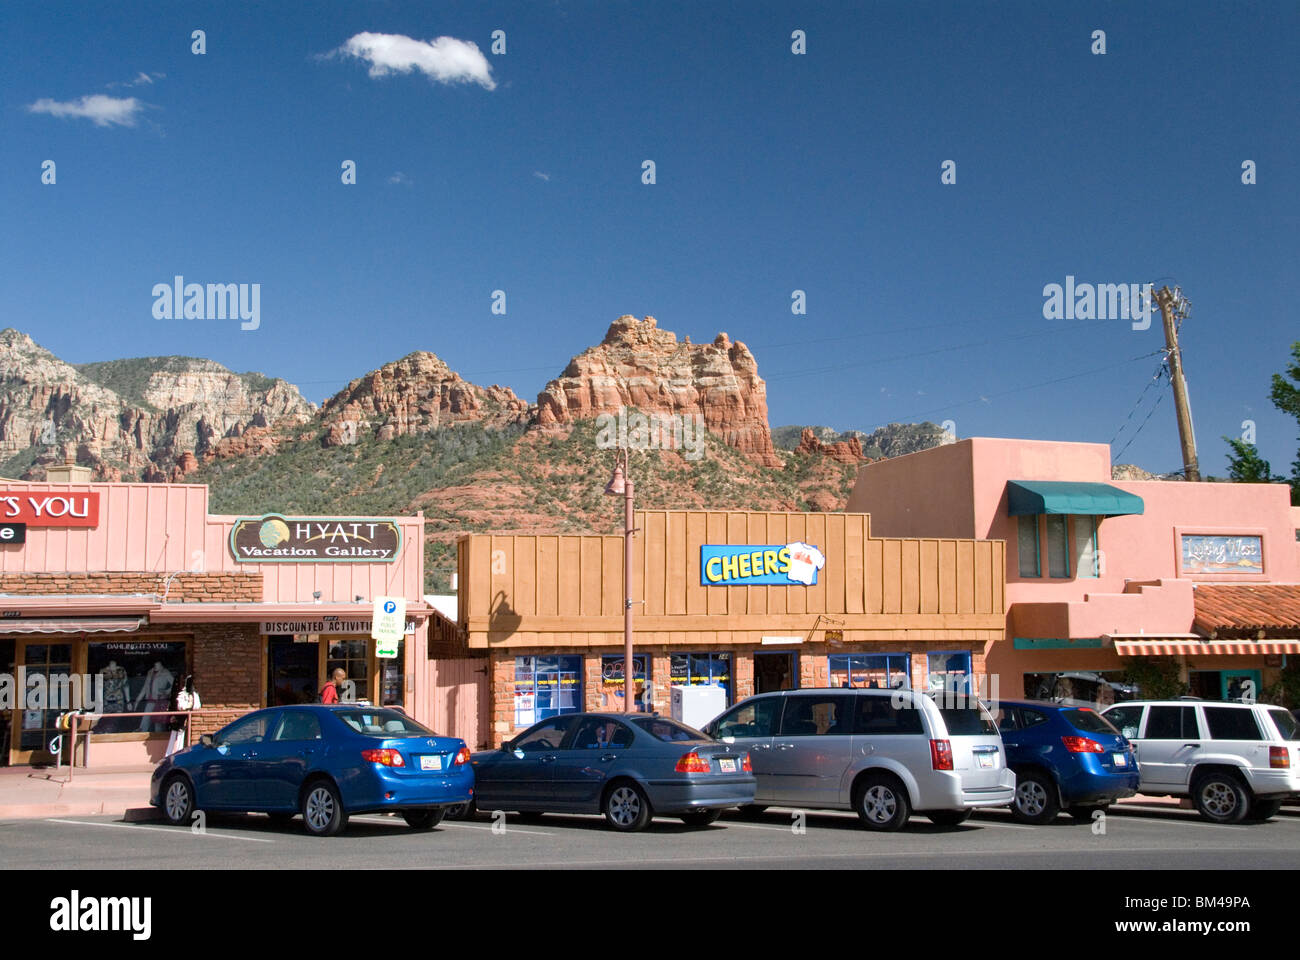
452 510 1006 743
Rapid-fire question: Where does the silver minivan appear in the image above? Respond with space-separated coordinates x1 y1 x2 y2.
702 688 1016 830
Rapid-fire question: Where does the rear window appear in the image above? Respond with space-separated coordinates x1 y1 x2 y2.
1203 707 1263 741
334 708 432 737
938 705 997 736
631 717 708 742
1267 709 1300 741
1062 708 1121 736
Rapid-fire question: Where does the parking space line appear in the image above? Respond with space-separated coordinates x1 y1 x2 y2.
716 821 800 832
45 818 275 843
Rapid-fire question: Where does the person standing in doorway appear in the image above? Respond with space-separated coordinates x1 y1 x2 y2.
320 667 347 704
166 675 200 755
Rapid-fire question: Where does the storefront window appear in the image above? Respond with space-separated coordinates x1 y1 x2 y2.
600 655 648 711
88 640 187 734
1017 516 1040 577
1023 670 1138 708
514 655 582 726
19 643 73 751
828 653 911 690
927 652 972 693
669 653 732 704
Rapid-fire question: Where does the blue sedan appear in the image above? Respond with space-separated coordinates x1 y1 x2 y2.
149 705 473 836
993 699 1140 824
454 712 756 831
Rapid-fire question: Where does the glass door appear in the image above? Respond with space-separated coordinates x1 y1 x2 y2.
14 642 73 764
267 636 320 705
1221 670 1261 703
754 652 798 694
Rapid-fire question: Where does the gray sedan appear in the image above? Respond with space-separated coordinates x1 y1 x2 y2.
450 712 756 831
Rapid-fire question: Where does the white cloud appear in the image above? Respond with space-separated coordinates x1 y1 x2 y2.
337 32 496 90
533 171 551 182
388 171 412 185
108 72 164 89
27 94 143 127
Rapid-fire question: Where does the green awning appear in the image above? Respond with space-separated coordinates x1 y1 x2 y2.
1006 481 1144 517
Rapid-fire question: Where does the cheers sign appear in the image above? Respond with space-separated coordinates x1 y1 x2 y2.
0 491 100 528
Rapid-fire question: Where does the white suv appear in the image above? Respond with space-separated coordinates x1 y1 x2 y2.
1100 700 1300 823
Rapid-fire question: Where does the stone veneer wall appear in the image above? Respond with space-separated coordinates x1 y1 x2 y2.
0 572 261 602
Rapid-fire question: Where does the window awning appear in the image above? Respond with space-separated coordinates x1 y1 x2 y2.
0 617 147 635
1007 481 1144 517
1109 637 1300 657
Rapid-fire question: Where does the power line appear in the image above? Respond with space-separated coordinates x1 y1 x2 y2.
1108 356 1169 447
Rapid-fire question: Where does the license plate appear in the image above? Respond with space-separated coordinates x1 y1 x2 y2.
420 755 442 771
1113 753 1127 767
977 753 995 769
718 758 737 773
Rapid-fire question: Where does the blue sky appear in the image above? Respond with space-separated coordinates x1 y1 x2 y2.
3 0 1297 476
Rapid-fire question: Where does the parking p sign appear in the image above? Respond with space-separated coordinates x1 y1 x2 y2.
371 596 405 658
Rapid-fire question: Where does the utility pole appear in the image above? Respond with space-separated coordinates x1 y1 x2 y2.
1152 285 1200 481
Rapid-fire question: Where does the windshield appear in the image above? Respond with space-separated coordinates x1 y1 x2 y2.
631 717 710 742
1062 708 1122 736
334 708 433 738
938 704 998 736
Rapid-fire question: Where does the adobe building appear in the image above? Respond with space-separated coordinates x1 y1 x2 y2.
0 468 435 766
447 509 1008 745
847 437 1300 704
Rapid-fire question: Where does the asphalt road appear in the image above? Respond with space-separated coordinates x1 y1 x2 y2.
3 803 1299 869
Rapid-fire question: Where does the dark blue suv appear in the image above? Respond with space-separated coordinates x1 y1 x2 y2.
993 700 1139 824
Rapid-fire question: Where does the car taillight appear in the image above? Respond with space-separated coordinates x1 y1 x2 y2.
675 751 712 773
741 753 752 773
361 748 405 767
1061 736 1105 753
930 739 953 770
1270 746 1291 768
453 746 471 766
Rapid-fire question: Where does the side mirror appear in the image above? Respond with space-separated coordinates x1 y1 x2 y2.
200 734 214 748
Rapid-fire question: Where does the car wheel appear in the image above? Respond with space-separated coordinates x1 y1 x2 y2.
301 780 348 836
1011 771 1060 825
680 809 723 828
161 774 194 826
736 804 768 819
402 808 446 830
444 800 477 820
604 781 652 832
926 809 971 827
855 773 910 831
1191 772 1249 824
1245 797 1283 822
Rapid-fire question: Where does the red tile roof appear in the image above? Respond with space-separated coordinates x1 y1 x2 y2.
1193 584 1300 637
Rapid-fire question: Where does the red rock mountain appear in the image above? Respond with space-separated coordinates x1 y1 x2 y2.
318 351 530 446
535 315 781 466
794 427 868 464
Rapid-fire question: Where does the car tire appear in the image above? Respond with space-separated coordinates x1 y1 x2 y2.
444 800 478 820
604 781 653 832
736 804 768 819
679 809 723 828
1191 772 1249 824
1245 797 1283 822
161 773 195 827
301 780 348 837
855 773 910 831
402 808 446 830
1011 770 1060 825
926 809 972 827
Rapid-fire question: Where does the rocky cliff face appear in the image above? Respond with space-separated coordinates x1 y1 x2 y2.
0 329 313 481
535 315 781 466
794 426 868 463
318 351 530 446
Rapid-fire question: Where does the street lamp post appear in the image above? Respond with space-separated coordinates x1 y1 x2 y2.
604 450 636 714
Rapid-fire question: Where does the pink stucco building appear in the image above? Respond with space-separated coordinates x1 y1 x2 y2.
847 437 1300 704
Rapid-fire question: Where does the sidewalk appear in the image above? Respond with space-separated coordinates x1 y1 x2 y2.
0 764 156 820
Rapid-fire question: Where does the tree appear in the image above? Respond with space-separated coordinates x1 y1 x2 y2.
1222 437 1279 483
1269 341 1300 505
